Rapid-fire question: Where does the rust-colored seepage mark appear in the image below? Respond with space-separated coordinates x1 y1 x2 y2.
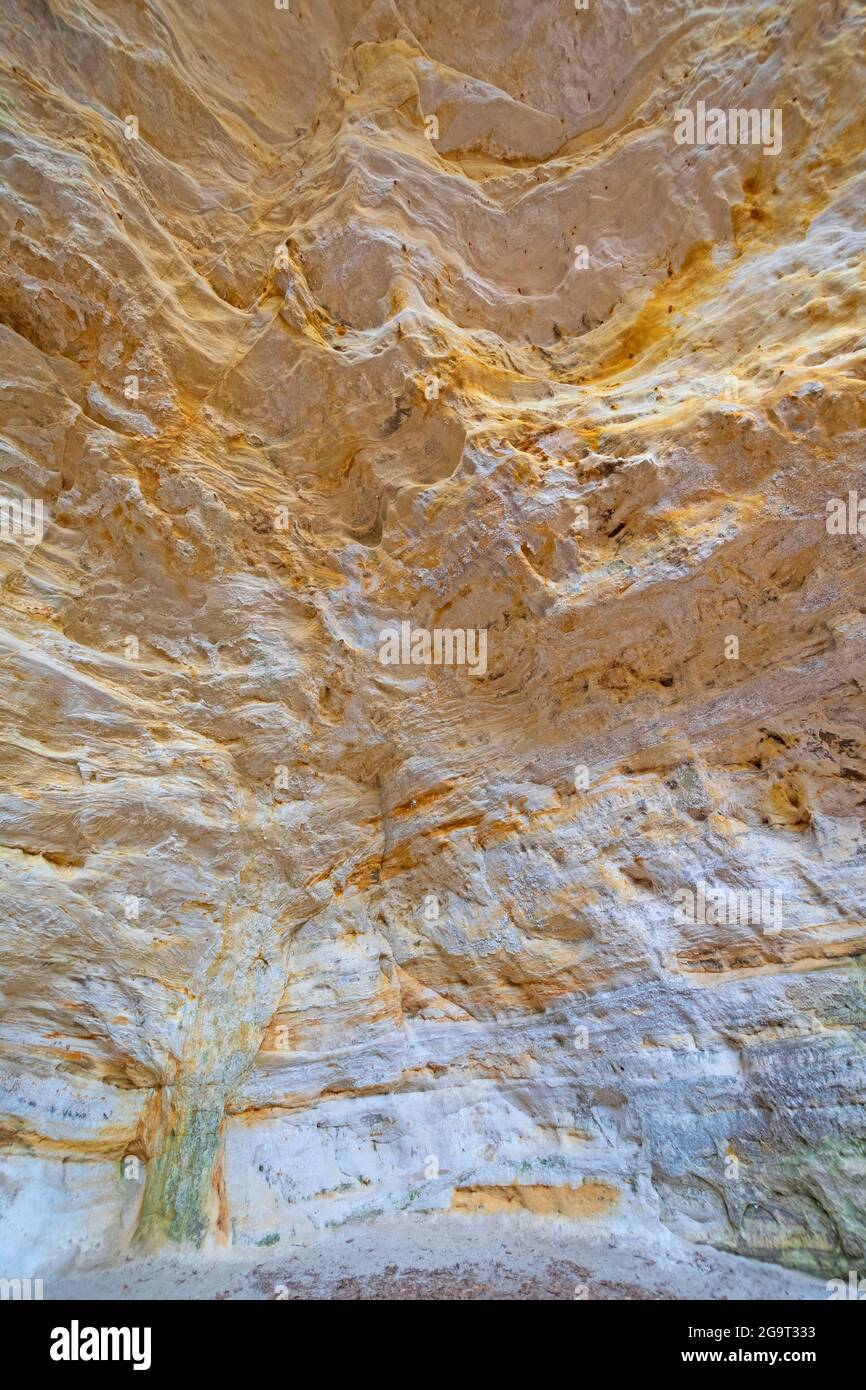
450 1180 620 1219
389 782 456 818
589 241 714 380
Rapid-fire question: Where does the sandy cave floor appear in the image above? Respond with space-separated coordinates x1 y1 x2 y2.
46 1213 828 1302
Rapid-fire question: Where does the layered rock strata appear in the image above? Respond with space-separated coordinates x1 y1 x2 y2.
0 0 865 1292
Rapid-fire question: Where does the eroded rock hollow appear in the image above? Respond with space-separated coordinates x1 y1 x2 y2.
1 0 865 1299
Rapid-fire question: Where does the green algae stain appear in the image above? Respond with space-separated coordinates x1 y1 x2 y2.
738 1138 866 1280
134 1093 225 1250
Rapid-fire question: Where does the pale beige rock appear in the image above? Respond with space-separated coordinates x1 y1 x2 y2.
0 0 864 1295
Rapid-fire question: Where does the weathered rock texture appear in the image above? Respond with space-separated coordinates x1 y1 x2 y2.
0 0 865 1294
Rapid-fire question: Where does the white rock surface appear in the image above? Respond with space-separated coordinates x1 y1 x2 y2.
0 0 865 1297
